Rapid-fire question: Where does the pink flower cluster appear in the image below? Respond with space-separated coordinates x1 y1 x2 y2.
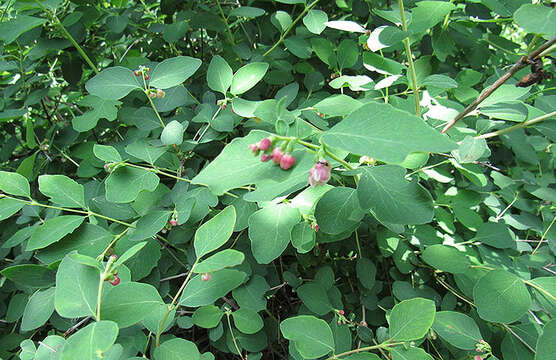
249 138 296 170
308 160 331 186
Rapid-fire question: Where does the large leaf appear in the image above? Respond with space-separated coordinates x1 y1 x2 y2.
432 311 482 350
194 206 236 258
303 10 328 34
0 170 30 197
72 95 121 132
60 321 119 360
149 56 202 89
280 315 334 359
357 165 434 225
38 175 85 208
536 319 556 360
314 187 364 235
514 4 556 35
105 166 159 203
230 62 269 95
0 15 47 44
321 103 456 163
408 1 456 34
100 282 162 328
55 255 99 318
179 269 247 307
192 130 313 197
194 249 245 273
389 298 436 341
248 203 301 264
421 244 469 274
85 67 141 100
473 269 531 323
0 264 55 288
26 216 85 251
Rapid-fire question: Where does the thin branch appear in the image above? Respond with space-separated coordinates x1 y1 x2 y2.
476 110 556 140
442 36 556 133
502 323 536 354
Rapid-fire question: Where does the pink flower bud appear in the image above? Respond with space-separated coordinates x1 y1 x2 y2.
308 161 331 186
201 273 211 281
156 89 165 98
109 254 118 261
169 219 178 226
259 138 271 151
248 143 259 155
145 74 150 80
109 275 120 286
337 320 342 326
313 224 319 232
260 154 272 162
134 70 140 76
149 91 157 99
272 147 283 165
280 154 296 170
338 310 344 315
474 356 483 360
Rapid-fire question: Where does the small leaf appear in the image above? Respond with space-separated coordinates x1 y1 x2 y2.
179 269 247 307
280 315 334 359
21 287 56 332
207 55 233 94
149 56 202 89
154 338 201 360
0 264 55 288
303 10 328 34
105 166 159 203
55 256 99 318
192 305 224 328
325 20 366 33
473 222 516 249
422 245 469 274
161 120 185 145
93 144 122 163
114 242 147 268
389 298 436 341
232 308 264 334
194 206 236 258
230 62 269 95
194 249 245 273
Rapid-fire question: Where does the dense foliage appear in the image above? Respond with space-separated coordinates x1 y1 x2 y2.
0 0 555 359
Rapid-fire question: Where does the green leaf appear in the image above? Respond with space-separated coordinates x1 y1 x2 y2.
0 170 30 197
125 140 167 164
390 347 433 360
408 1 456 34
356 257 377 290
232 308 264 334
280 315 334 359
160 120 185 145
514 4 556 35
0 264 55 288
180 269 247 307
315 187 364 235
248 203 301 264
194 206 236 258
38 175 85 208
432 311 482 350
101 282 162 328
473 222 516 249
303 10 328 34
34 335 65 359
313 95 362 117
105 166 159 203
421 245 469 274
536 319 556 360
61 321 119 360
337 39 359 70
291 222 316 254
232 275 269 312
325 20 366 33
389 298 436 341
36 223 112 265
194 249 245 273
113 242 147 268
229 6 266 18
452 136 489 163
85 66 141 100
149 56 202 89
344 354 380 360
72 95 121 132
311 38 337 68
207 55 233 95
297 283 333 315
271 11 292 33
357 165 434 225
322 102 456 163
26 216 85 251
473 270 531 323
421 74 458 89
113 235 161 281
93 144 122 163
192 305 224 328
21 287 56 332
230 62 269 95
192 131 314 197
0 15 47 44
154 338 200 360
55 255 99 318
0 198 25 221
130 211 171 241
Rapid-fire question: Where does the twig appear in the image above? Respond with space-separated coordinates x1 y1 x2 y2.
63 316 90 337
476 110 556 140
502 324 536 354
442 36 556 133
398 0 420 117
